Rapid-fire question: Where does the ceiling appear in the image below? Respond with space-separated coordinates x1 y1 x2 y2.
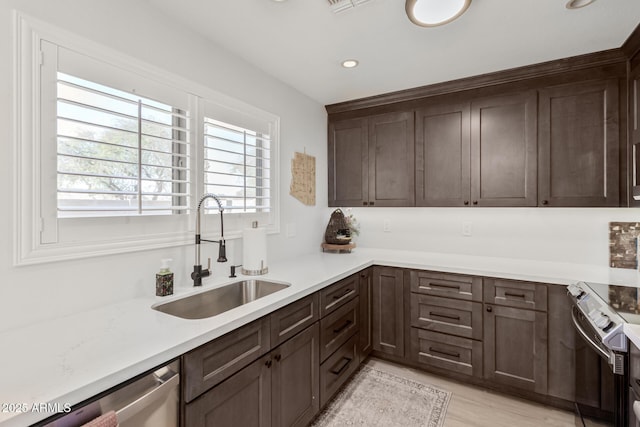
145 0 640 106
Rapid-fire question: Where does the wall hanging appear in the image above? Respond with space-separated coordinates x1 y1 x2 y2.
290 151 316 206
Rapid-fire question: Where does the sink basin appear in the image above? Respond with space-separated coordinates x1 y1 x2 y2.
153 280 290 319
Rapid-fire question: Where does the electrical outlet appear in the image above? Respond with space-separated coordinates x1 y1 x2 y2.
383 219 391 233
462 221 472 237
286 223 297 238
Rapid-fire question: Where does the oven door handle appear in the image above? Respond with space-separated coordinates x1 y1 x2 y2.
571 306 611 362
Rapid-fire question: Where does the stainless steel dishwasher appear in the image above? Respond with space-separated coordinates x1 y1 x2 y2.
42 359 179 427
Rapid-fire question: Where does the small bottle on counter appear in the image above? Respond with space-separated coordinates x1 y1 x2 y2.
156 259 174 296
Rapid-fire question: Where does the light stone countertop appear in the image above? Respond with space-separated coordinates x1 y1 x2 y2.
1 247 638 427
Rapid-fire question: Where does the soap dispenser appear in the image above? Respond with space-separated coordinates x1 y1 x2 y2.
156 258 174 296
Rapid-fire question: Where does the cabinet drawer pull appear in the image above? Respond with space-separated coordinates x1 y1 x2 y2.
363 201 368 206
472 200 478 205
330 357 353 375
274 354 282 362
332 288 354 301
464 200 469 205
265 359 272 368
504 292 526 299
429 282 460 291
369 201 375 206
333 320 353 334
429 311 460 321
429 347 460 359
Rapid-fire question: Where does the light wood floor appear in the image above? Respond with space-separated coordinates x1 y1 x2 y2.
366 358 611 427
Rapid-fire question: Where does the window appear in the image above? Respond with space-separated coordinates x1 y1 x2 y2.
56 73 190 217
203 117 270 213
14 14 279 265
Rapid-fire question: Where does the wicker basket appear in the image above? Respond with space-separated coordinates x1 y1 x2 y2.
324 209 351 245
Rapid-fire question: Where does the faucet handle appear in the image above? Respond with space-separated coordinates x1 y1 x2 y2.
229 264 242 278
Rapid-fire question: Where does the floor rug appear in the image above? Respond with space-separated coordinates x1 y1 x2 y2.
311 364 451 427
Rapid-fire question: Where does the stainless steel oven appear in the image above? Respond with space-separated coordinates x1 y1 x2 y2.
568 282 629 427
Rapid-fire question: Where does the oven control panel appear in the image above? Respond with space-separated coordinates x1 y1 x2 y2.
568 281 628 353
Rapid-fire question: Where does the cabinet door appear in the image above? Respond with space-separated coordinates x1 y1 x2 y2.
484 304 548 394
271 323 320 427
415 102 471 206
538 79 619 206
184 354 272 427
546 285 575 402
368 112 415 206
372 266 404 357
328 118 368 207
358 268 373 360
470 92 537 206
630 65 640 205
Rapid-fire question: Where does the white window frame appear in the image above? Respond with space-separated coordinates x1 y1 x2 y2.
12 12 280 266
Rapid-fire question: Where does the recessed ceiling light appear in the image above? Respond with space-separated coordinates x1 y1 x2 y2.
341 59 359 68
565 0 596 9
406 0 471 27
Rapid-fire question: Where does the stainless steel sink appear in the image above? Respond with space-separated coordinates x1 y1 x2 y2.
152 280 290 319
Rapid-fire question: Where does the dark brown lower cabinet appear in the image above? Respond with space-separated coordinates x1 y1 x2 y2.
358 268 373 360
184 354 271 427
271 323 320 427
372 266 404 357
483 304 548 394
185 324 319 427
411 328 483 377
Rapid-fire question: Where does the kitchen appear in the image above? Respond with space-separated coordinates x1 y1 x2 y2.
2 0 640 426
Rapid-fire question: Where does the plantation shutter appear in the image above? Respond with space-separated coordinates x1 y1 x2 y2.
54 47 191 217
203 101 272 213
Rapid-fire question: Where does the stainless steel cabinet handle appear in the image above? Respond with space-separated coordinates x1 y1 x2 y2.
429 347 460 359
429 311 460 321
333 320 353 334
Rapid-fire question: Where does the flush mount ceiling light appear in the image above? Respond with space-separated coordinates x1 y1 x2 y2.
565 0 596 9
406 0 471 27
341 59 359 68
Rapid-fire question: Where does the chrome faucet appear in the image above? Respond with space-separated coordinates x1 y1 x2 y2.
192 193 228 286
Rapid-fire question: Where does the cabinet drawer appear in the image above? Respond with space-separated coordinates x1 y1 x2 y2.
410 270 482 302
411 294 482 340
184 354 271 427
183 317 271 403
320 334 359 408
320 296 359 361
411 328 482 377
271 293 320 347
484 278 547 311
320 274 359 317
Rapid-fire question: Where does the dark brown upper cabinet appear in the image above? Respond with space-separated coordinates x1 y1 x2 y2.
368 112 415 206
328 112 414 207
328 118 368 206
470 92 538 207
415 102 471 206
538 79 620 207
416 92 537 207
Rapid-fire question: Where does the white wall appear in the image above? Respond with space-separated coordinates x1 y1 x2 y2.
1 0 637 335
351 207 640 266
0 0 329 332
